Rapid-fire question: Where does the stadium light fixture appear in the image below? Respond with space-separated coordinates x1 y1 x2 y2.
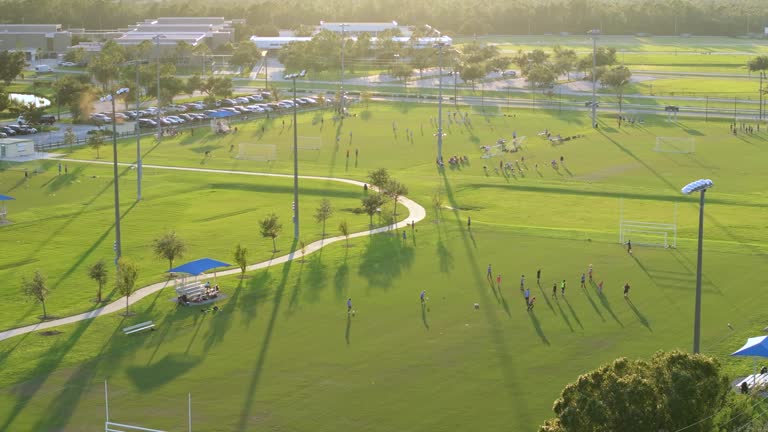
100 88 130 265
681 178 713 353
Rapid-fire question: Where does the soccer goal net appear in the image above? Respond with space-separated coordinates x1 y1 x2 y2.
620 221 677 248
619 199 677 248
238 143 277 161
654 137 696 154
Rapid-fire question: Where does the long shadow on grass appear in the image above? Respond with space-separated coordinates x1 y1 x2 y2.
357 234 414 289
536 281 555 314
421 304 430 330
304 255 328 303
28 322 125 431
241 271 274 329
236 239 298 430
600 130 678 192
554 297 574 332
208 182 362 200
583 287 606 322
334 252 350 300
440 170 529 416
0 317 99 431
50 200 139 293
592 282 624 327
562 296 584 330
626 298 652 332
43 165 85 192
200 278 245 354
527 310 550 345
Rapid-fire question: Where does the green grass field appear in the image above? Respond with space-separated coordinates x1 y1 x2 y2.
1 102 768 430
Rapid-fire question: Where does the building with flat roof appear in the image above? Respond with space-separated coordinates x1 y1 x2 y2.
114 17 241 50
0 24 71 56
251 21 448 51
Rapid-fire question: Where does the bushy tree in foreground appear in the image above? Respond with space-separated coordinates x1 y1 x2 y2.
540 350 732 432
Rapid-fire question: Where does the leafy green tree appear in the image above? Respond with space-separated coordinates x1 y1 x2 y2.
259 213 283 252
63 47 87 65
87 133 104 159
0 51 27 84
601 66 632 112
339 220 350 247
10 102 46 125
63 127 76 146
314 199 333 237
173 41 193 64
186 75 202 97
88 40 126 90
361 193 386 227
116 257 139 315
22 271 49 319
553 45 578 79
408 47 436 78
234 243 248 277
200 76 233 100
384 178 408 217
0 86 9 112
153 231 186 271
230 41 261 71
159 75 185 105
87 259 109 302
540 350 730 432
528 64 557 89
458 62 486 90
367 168 391 189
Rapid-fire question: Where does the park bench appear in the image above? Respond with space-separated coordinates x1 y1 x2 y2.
123 321 155 335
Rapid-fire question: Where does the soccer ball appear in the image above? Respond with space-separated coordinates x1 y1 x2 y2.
474 303 480 310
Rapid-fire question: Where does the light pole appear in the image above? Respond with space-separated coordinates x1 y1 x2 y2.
681 179 714 354
435 42 446 163
285 70 306 240
127 60 149 201
759 71 766 121
339 23 348 114
263 50 269 91
152 35 165 139
588 29 600 128
100 87 130 265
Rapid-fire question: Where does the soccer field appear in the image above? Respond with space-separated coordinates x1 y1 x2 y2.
0 102 767 430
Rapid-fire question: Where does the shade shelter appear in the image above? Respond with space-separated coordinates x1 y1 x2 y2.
0 194 14 224
168 258 232 305
731 336 768 387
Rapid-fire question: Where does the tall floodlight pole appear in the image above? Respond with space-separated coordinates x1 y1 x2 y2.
152 35 165 139
285 70 306 239
134 62 143 201
101 88 130 265
263 50 269 90
588 29 600 128
435 42 446 163
681 179 714 354
339 23 348 114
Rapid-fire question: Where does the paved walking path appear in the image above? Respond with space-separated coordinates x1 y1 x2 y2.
0 160 427 342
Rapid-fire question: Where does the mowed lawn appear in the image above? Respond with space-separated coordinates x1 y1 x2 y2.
1 102 768 430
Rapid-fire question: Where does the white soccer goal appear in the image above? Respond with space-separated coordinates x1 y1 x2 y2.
238 143 277 161
104 381 191 432
620 221 677 248
654 136 696 154
619 199 677 248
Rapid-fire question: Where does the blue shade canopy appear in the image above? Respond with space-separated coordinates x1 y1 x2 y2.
732 336 768 358
167 258 232 275
0 195 15 201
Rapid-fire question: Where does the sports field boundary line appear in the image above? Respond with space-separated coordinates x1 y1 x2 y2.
0 159 427 342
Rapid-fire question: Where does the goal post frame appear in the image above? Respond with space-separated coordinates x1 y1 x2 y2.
619 199 677 249
654 136 696 154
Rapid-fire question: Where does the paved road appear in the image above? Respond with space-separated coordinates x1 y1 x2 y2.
0 161 427 341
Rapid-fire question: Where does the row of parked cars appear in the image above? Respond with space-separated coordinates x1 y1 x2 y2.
90 92 323 129
0 124 38 138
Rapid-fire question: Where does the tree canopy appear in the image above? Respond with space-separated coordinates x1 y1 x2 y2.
540 350 732 432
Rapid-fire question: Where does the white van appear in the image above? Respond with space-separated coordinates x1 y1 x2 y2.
34 64 52 73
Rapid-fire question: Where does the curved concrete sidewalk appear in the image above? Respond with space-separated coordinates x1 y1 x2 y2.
0 160 427 342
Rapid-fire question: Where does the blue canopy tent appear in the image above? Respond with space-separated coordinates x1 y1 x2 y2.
167 258 232 276
731 336 768 387
168 258 233 306
0 194 14 224
208 110 237 134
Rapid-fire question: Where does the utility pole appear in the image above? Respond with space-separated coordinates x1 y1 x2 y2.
152 35 164 140
588 29 600 128
339 23 347 115
135 62 142 201
435 42 445 163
